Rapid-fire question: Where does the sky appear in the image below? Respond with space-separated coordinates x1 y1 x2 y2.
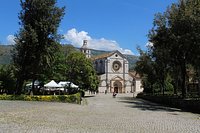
0 0 178 55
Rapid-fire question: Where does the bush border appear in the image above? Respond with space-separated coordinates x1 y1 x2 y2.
137 93 200 113
0 93 81 104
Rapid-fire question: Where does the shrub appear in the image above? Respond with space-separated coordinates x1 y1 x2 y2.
136 94 200 113
0 93 81 104
165 81 174 92
57 95 67 102
153 82 161 93
24 96 32 101
0 65 16 94
14 95 25 100
78 89 85 97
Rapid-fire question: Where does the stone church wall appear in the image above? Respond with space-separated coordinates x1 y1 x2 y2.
135 79 143 92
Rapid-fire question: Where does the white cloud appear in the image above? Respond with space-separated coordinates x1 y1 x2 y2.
63 28 91 47
63 28 134 55
6 35 16 45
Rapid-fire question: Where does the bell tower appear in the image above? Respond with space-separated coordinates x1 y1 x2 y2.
81 40 91 58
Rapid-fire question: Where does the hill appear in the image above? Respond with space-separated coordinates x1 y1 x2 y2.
0 45 138 69
0 45 13 64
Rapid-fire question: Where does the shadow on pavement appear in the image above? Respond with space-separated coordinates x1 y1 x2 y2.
118 96 182 113
83 95 95 98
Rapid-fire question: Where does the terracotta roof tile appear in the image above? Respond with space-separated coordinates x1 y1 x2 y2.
91 51 115 60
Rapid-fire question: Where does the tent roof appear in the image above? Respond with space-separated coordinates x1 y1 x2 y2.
44 80 62 88
58 81 79 88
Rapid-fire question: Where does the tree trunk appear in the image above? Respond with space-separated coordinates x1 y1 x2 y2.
198 79 200 97
31 79 36 95
162 77 165 96
197 69 200 97
180 62 187 98
174 73 178 95
162 84 165 96
15 78 24 95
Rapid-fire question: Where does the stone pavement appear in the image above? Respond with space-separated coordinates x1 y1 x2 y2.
0 93 200 133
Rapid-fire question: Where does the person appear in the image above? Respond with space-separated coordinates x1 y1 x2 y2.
105 90 107 94
113 91 117 98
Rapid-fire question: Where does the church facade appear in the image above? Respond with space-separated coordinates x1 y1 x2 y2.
81 40 143 94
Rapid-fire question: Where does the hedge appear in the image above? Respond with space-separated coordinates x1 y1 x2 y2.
137 93 200 113
0 93 81 104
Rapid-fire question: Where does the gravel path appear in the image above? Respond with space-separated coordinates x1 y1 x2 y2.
0 93 200 133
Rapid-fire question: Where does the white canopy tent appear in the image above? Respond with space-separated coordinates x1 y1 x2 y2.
44 80 62 88
58 81 79 88
44 80 63 91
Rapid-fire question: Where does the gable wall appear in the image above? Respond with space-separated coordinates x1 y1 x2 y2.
93 51 142 94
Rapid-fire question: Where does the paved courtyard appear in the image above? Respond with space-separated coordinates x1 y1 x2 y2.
0 93 200 133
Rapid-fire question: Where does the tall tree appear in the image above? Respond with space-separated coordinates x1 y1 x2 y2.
149 13 173 95
13 0 65 94
148 0 200 98
134 48 156 93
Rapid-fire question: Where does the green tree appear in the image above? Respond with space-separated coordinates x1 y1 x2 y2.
65 52 99 94
39 45 77 82
149 12 173 95
183 0 200 96
13 0 65 94
134 48 156 93
148 0 200 98
0 65 16 94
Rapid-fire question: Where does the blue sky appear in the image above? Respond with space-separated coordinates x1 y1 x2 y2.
0 0 178 55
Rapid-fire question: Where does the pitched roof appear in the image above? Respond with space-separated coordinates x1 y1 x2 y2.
91 50 126 60
91 51 115 60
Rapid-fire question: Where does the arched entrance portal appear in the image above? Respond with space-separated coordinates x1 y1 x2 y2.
113 81 122 93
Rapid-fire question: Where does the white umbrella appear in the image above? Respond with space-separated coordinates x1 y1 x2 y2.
71 83 79 88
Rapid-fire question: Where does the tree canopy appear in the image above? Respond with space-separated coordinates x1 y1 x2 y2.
0 65 16 94
13 0 65 94
65 52 99 94
43 44 77 82
135 0 200 98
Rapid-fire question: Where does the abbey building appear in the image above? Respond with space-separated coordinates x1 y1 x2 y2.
81 40 143 94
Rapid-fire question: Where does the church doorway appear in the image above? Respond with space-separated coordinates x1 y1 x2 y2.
113 81 122 93
114 87 118 93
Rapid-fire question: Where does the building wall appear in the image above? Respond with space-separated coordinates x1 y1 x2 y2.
91 51 143 94
80 41 143 94
135 79 143 92
94 59 105 74
96 52 134 93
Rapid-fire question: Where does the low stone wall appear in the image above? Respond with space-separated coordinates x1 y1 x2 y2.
137 94 200 113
